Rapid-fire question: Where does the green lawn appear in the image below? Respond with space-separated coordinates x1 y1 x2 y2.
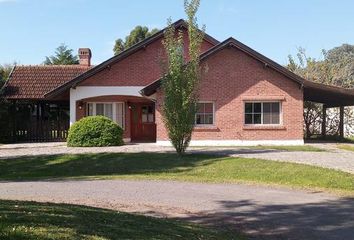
337 144 354 152
190 145 325 152
309 135 354 143
246 145 325 152
0 200 238 240
1 153 354 194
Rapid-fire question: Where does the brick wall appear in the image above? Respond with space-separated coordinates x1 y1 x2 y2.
78 30 214 87
155 47 304 141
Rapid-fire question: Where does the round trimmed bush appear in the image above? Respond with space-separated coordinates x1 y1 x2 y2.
67 116 124 147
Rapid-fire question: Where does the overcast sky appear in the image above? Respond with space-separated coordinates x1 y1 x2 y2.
1 0 353 65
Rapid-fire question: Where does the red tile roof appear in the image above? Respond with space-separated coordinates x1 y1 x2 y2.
3 65 90 99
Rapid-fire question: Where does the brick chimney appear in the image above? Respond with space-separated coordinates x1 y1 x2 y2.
78 48 92 66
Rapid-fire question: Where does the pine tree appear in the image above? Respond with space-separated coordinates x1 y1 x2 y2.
44 44 79 65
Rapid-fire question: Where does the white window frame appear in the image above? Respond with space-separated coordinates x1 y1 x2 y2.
86 102 125 129
244 101 282 125
195 101 215 126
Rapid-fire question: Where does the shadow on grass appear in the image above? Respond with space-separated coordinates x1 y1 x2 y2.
0 152 222 181
306 135 354 144
181 197 354 240
0 200 236 240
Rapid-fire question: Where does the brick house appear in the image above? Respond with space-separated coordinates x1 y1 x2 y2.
3 19 354 145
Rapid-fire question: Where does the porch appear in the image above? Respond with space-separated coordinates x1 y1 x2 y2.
75 95 156 143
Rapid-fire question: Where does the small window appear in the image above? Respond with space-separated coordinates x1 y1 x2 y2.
195 102 214 125
86 102 125 129
87 103 93 116
245 102 281 125
116 102 125 129
142 105 154 123
96 103 104 116
104 103 113 119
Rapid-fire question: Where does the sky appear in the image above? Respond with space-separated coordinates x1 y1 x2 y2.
0 0 353 66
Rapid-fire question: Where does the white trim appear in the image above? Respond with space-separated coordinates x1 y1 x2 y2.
70 86 144 124
156 139 304 146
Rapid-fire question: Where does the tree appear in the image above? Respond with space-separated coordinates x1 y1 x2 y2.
161 0 205 155
44 44 79 65
0 63 15 89
113 26 159 55
0 63 15 143
324 44 354 88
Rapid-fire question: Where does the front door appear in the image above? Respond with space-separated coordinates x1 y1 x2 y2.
130 103 156 142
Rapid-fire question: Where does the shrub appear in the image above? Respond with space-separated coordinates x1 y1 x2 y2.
67 116 124 147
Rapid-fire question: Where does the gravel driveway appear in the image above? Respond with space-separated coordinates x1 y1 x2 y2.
1 142 354 173
0 179 353 240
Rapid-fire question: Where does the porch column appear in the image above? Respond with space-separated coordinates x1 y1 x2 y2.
69 88 76 125
339 106 344 138
321 104 327 138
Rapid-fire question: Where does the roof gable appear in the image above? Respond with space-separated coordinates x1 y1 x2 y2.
141 37 354 107
45 19 219 98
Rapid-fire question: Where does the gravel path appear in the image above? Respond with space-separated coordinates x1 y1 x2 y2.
1 142 354 173
0 179 353 240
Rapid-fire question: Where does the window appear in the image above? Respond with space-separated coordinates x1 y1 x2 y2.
116 102 125 128
195 102 214 125
96 103 105 116
142 105 154 123
86 102 125 129
245 102 281 125
87 103 94 116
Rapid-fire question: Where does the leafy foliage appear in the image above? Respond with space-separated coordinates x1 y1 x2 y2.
0 100 12 143
0 63 15 143
67 116 124 147
161 0 205 155
287 45 354 137
325 44 354 88
44 44 79 65
0 63 14 88
113 26 159 55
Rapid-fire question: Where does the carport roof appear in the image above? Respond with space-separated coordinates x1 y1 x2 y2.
303 81 354 107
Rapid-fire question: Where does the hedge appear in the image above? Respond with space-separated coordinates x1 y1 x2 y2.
67 116 124 147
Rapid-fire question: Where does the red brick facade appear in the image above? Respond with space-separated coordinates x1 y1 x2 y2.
80 32 214 87
75 29 304 143
155 47 304 141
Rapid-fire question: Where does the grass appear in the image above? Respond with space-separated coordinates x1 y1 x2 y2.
308 134 354 143
246 145 325 152
0 200 239 240
337 144 354 152
1 153 354 194
190 145 325 152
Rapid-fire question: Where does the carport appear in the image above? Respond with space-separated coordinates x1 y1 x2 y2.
303 80 354 138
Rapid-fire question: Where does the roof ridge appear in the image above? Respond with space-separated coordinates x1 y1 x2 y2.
45 18 219 99
15 64 91 68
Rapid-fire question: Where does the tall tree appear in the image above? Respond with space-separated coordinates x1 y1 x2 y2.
324 44 354 88
44 44 79 65
0 63 14 88
161 0 205 155
113 26 159 55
